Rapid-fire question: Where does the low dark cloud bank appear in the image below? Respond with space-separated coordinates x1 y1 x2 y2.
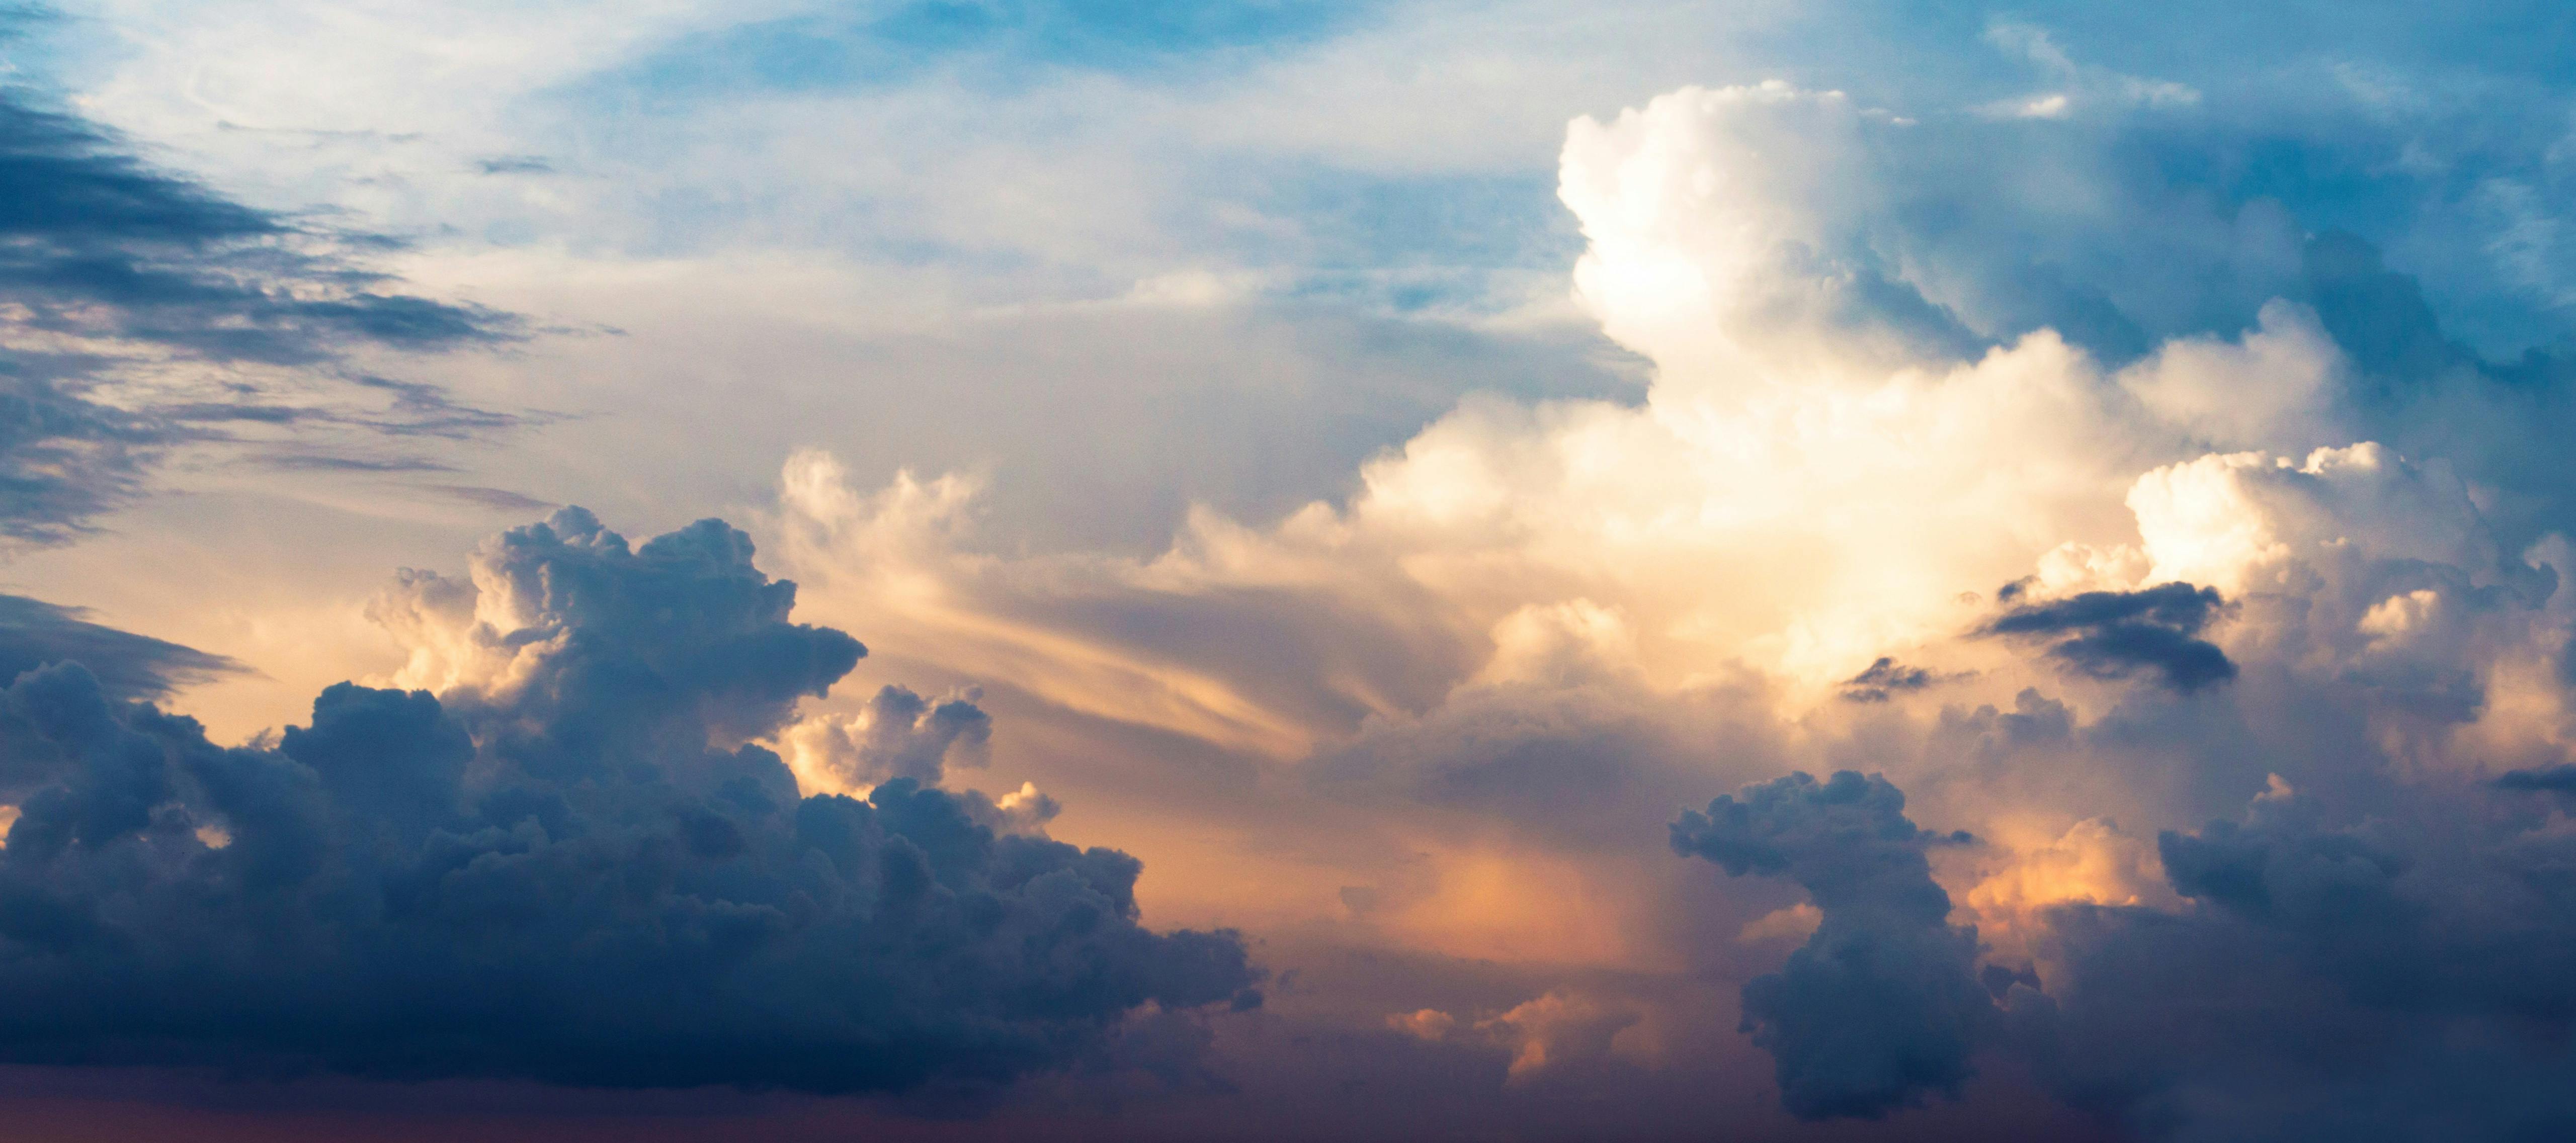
1984 583 2236 693
0 508 1254 1093
0 12 520 543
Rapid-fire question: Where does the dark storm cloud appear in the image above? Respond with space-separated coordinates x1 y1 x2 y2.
0 593 238 702
1983 582 2236 693
1671 771 1992 1120
1669 762 2576 1138
1665 729 2574 1142
0 509 1254 1093
2013 779 2576 1140
0 16 520 543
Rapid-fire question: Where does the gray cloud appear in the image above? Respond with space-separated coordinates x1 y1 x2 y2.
849 685 993 786
0 593 238 703
1984 583 2237 693
1840 657 1946 704
0 508 1255 1094
2012 776 2576 1140
1671 771 1992 1120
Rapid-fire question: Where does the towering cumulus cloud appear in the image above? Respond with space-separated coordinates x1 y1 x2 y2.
761 71 2576 1138
0 509 1253 1091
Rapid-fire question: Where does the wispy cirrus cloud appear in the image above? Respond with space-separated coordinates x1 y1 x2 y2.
0 11 526 543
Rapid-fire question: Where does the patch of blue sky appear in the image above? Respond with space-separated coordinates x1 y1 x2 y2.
0 6 118 105
1877 94 2576 357
2165 121 2576 357
1958 2 2576 349
1226 165 1583 314
596 0 1368 105
616 177 1067 280
1275 268 1526 318
1979 0 2576 87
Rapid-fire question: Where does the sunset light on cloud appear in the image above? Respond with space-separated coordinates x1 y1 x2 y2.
0 3 2572 1140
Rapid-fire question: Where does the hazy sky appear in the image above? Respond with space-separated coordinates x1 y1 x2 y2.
0 3 2573 1139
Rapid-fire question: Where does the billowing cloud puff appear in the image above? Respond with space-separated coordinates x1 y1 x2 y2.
778 683 994 794
1559 81 1984 390
1673 772 1990 1119
0 509 1254 1092
2088 443 2564 740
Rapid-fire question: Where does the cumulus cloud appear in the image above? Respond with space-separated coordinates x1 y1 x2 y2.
777 683 994 794
1672 772 1991 1119
0 508 1254 1092
1475 989 1650 1081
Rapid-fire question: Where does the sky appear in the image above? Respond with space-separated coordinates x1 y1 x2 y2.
0 2 2572 1139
